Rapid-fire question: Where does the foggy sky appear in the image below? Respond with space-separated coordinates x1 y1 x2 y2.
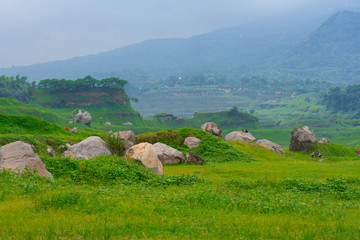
0 0 359 68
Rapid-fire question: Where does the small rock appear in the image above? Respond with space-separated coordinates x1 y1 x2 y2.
289 126 316 152
256 139 285 155
122 122 133 126
125 143 164 175
184 137 201 149
185 152 204 165
200 122 222 137
65 136 111 159
72 110 92 127
153 142 184 165
225 131 256 142
70 127 78 133
47 148 56 157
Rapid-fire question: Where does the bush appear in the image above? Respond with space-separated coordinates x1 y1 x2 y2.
103 133 125 156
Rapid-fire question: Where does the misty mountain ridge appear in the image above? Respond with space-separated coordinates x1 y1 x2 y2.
1 11 359 84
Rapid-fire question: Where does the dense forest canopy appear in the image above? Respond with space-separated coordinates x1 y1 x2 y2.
37 75 128 93
0 75 33 103
321 85 360 113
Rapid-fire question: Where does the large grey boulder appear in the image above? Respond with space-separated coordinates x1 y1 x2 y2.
184 137 201 149
0 141 53 179
225 131 256 142
125 143 164 175
185 152 204 165
72 110 92 127
153 142 184 165
200 122 222 137
112 130 136 152
256 139 285 156
289 126 317 152
61 136 111 159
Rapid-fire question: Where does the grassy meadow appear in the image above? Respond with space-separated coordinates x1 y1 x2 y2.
1 113 360 239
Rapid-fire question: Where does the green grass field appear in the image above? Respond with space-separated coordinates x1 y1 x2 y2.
1 113 360 239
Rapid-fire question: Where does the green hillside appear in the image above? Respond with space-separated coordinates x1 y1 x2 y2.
1 117 360 239
0 98 67 125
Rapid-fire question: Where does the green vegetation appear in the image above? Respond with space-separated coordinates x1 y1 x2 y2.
0 75 33 103
321 85 360 113
38 75 127 92
103 133 126 156
136 128 255 163
0 97 68 125
1 123 360 238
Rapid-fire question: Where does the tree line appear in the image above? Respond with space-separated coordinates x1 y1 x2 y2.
0 75 128 103
38 75 128 92
321 84 360 112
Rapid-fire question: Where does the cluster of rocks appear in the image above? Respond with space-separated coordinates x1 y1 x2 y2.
0 118 330 180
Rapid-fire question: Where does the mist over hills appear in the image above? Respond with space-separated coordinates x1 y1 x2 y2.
1 11 359 84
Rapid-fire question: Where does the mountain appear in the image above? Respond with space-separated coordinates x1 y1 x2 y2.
1 11 359 84
0 14 321 83
270 11 360 83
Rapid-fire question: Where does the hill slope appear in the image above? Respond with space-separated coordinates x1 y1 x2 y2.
0 98 67 125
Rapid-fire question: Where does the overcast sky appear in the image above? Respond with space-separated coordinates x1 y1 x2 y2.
0 0 359 68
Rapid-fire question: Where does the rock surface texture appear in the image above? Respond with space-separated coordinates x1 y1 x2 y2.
225 131 256 142
125 143 164 175
256 139 285 156
153 142 184 165
185 152 204 165
72 110 92 127
0 141 53 179
112 130 136 152
62 136 111 159
289 126 317 152
200 122 222 137
184 137 201 149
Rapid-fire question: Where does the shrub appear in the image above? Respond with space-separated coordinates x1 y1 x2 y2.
103 133 125 156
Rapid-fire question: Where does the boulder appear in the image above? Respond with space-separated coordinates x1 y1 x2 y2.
184 137 201 149
105 122 111 125
225 131 256 142
122 122 133 126
0 141 53 179
47 148 56 157
200 122 222 137
256 139 285 156
112 130 136 152
70 127 78 133
153 142 184 165
125 143 164 175
289 126 317 152
72 110 92 127
63 136 111 159
185 152 204 165
319 138 330 144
